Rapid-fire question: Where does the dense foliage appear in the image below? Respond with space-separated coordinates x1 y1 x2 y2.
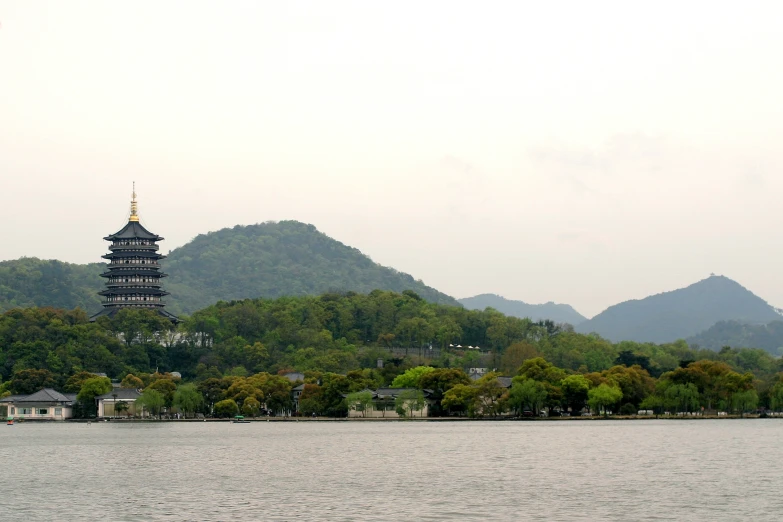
0 258 102 312
577 275 781 343
2 291 783 419
688 320 783 354
0 221 458 316
459 294 587 325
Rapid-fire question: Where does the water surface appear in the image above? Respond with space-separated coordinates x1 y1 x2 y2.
2 419 781 521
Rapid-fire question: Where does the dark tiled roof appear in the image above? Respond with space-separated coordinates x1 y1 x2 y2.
2 389 74 404
104 221 163 241
496 377 514 388
292 384 306 391
96 389 142 400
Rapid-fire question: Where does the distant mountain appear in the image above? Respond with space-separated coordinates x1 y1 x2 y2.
458 294 587 325
0 221 459 315
576 275 781 343
687 320 783 354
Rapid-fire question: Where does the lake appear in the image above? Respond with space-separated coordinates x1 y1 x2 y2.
2 419 782 521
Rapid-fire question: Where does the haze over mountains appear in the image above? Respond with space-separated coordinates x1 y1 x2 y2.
458 294 587 325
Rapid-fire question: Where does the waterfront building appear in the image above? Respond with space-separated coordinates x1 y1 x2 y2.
90 185 178 322
0 389 77 420
96 388 143 418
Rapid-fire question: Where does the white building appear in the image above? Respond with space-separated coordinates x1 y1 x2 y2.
0 389 77 420
96 388 143 417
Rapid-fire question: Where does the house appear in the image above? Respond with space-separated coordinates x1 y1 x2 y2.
0 389 77 420
344 388 433 418
96 388 143 417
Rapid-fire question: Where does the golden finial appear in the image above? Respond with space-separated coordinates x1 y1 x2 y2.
129 182 139 222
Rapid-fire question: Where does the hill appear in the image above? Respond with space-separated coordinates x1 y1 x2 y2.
0 258 103 312
458 294 586 325
687 319 783 354
576 275 781 343
0 221 459 315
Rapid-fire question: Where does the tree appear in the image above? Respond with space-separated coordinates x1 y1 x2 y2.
63 371 98 393
242 396 261 417
508 379 548 416
500 342 541 374
214 399 239 418
136 389 165 418
77 376 112 418
395 389 426 417
390 366 435 388
442 384 476 416
731 389 758 417
120 374 144 389
587 383 623 417
173 383 204 417
560 374 591 414
8 369 56 395
770 382 783 411
146 379 177 407
664 383 700 414
115 401 130 417
418 368 471 416
346 391 375 417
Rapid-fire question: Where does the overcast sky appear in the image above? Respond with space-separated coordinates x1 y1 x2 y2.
2 2 782 317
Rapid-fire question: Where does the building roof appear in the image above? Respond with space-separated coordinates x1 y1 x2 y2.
96 388 142 400
0 388 74 404
496 377 514 388
104 221 163 241
374 388 432 398
102 250 165 260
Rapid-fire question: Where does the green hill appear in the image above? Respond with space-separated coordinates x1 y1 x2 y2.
576 275 781 343
458 294 586 325
687 319 783 354
0 221 458 315
0 258 103 312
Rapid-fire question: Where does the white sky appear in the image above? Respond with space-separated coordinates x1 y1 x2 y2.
1 1 782 317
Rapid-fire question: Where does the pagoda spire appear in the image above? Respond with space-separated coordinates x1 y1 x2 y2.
129 182 139 222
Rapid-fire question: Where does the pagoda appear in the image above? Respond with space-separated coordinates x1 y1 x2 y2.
90 185 178 322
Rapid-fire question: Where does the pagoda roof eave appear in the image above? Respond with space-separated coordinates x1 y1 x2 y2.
104 220 163 241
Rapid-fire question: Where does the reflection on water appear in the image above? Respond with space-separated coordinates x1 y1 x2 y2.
2 420 783 521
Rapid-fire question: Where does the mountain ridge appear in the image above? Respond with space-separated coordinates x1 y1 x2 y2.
458 293 587 325
576 275 781 343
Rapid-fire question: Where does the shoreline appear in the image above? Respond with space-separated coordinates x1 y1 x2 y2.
7 414 773 423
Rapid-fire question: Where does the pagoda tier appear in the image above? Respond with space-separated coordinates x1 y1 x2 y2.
90 186 178 323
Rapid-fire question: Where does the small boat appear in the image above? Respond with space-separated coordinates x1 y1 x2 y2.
231 415 251 424
6 417 13 426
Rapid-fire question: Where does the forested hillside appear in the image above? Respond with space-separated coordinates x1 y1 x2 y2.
0 258 103 312
163 221 458 314
688 320 783 354
0 221 458 314
459 294 586 325
576 276 781 343
2 292 782 419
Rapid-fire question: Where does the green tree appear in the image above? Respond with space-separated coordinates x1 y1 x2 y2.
8 369 56 395
242 396 261 417
587 383 623 417
560 374 591 413
394 389 426 417
731 389 758 417
214 399 239 418
418 368 471 417
173 383 204 417
136 389 165 418
508 379 548 416
442 384 476 416
346 391 375 417
664 383 700 414
390 366 435 388
115 400 130 417
63 371 98 393
77 376 112 418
